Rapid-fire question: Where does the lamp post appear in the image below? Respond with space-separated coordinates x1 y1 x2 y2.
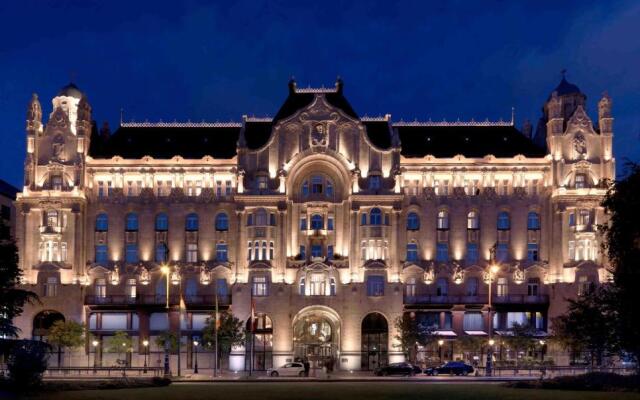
143 340 149 373
92 339 99 372
539 340 546 362
193 340 199 374
161 264 171 377
486 244 500 377
438 339 444 363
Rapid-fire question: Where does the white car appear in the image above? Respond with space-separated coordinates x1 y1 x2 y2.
267 362 306 377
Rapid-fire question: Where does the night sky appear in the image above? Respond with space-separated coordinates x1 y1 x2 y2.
1 0 638 187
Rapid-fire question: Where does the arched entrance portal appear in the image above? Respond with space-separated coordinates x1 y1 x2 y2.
245 313 273 371
292 306 340 370
32 310 65 340
361 312 389 370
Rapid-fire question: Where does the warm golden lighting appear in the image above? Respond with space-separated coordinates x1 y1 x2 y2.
490 264 500 274
160 265 170 275
143 340 149 347
438 340 444 346
92 340 99 347
488 339 495 346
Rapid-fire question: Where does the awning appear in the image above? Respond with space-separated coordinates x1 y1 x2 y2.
495 330 548 337
464 330 488 336
434 330 457 337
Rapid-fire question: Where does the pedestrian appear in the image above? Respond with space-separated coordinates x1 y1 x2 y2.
304 360 310 377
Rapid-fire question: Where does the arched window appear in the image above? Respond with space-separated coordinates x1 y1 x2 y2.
407 212 420 230
155 213 169 231
95 213 108 231
361 313 388 370
185 213 199 231
125 213 138 231
302 175 335 199
311 214 324 230
467 211 479 230
215 213 229 231
254 208 268 226
527 212 540 230
437 210 449 230
216 242 228 261
497 211 510 230
369 208 382 225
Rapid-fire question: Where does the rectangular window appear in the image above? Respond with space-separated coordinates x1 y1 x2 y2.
575 174 586 189
126 278 137 299
156 243 167 262
225 180 232 196
366 275 385 297
463 312 484 331
44 277 58 297
527 278 539 296
327 217 334 231
436 243 448 262
466 243 479 263
406 243 418 262
327 245 334 260
216 243 228 261
269 213 276 226
186 243 198 263
125 244 139 263
300 217 307 231
257 176 268 190
568 240 576 261
299 245 306 260
252 276 268 297
527 243 539 262
95 244 108 263
496 277 508 297
369 176 381 190
95 278 106 298
216 181 223 197
216 278 228 298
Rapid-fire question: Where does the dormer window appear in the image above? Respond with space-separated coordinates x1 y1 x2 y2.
257 176 268 191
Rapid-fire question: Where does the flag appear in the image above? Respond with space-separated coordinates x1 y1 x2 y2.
215 293 220 330
250 297 257 333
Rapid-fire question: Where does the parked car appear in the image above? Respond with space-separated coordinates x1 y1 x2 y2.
374 362 422 376
424 361 474 376
267 362 306 377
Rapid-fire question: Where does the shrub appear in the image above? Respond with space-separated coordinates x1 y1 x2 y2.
7 340 50 388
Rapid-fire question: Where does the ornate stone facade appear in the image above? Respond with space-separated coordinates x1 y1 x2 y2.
14 78 614 370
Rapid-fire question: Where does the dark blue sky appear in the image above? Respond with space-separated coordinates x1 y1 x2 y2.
1 0 638 187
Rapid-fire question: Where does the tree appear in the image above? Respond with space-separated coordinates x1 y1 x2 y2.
600 162 640 369
155 330 179 353
105 331 133 366
202 311 245 367
455 335 484 363
504 322 537 367
552 286 616 367
47 320 85 367
0 219 38 338
6 340 50 387
393 312 436 364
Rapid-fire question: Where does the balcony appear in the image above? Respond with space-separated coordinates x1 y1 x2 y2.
85 294 231 307
403 294 549 305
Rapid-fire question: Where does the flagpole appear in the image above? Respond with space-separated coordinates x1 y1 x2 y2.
178 277 183 377
249 287 254 377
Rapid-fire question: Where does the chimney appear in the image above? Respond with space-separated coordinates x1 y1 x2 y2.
100 121 111 139
522 119 532 139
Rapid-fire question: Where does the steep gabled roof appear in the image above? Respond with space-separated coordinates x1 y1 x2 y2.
396 124 546 158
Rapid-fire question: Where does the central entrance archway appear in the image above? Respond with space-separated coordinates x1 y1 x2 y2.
292 306 340 370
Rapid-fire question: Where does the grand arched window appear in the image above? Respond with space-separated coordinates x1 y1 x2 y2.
155 213 169 231
361 313 388 370
254 208 268 226
215 212 229 231
369 208 382 225
527 212 540 230
497 211 511 230
125 213 138 231
95 213 108 231
407 212 420 230
185 213 199 231
33 310 65 341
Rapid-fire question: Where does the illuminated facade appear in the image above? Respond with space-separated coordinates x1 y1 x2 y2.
14 78 614 370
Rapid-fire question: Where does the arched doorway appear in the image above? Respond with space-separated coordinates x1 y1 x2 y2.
361 312 388 370
32 310 65 340
245 313 273 371
292 306 340 370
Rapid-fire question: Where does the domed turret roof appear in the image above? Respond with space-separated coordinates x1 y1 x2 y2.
552 76 582 97
57 82 84 99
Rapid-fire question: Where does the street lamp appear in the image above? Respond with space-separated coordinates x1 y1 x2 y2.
143 340 149 373
539 340 546 361
193 340 199 374
92 339 99 372
438 339 444 363
485 246 500 377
